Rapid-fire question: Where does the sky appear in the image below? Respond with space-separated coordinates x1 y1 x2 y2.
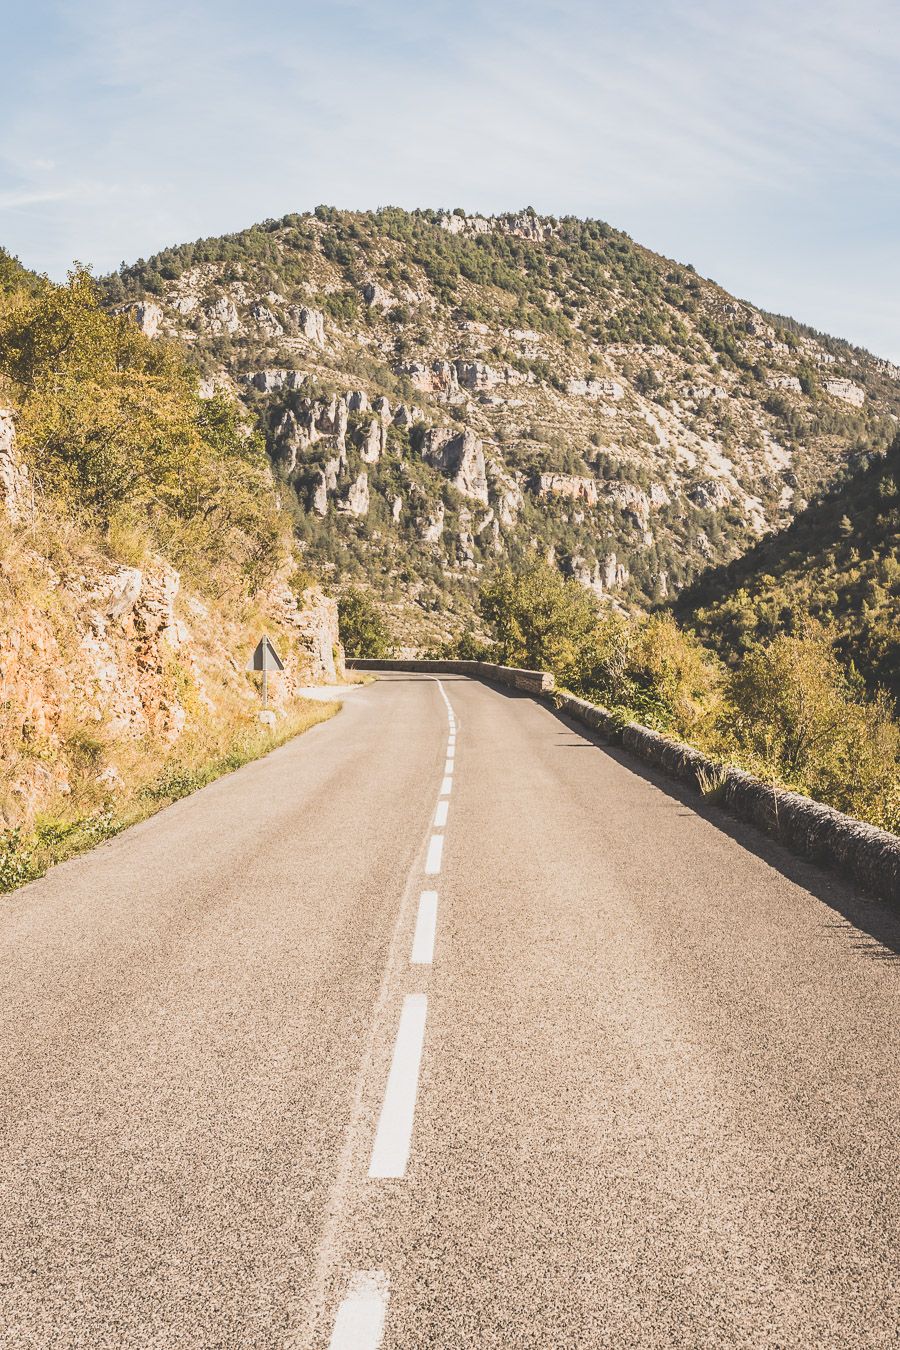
3 0 900 359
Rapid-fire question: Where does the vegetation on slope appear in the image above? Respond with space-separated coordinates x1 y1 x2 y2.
673 436 900 704
446 561 899 834
98 208 900 646
0 253 340 891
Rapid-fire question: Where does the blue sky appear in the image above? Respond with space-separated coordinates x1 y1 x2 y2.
3 0 900 358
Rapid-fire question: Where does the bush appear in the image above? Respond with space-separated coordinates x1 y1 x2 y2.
723 626 899 830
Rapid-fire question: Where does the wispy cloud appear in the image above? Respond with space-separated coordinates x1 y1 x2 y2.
2 0 899 357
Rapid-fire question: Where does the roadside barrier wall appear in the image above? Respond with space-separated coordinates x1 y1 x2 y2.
349 658 900 905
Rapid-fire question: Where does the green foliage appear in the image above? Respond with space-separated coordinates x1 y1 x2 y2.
676 436 900 703
338 586 392 658
0 267 284 591
473 561 898 831
479 561 600 688
725 628 899 831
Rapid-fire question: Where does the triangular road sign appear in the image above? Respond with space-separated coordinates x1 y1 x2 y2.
246 635 285 672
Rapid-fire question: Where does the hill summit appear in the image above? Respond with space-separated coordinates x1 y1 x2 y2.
103 207 900 644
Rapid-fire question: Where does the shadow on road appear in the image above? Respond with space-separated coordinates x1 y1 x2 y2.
544 700 900 963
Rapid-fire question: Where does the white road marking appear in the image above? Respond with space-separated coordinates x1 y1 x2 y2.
448 736 456 748
425 834 444 874
411 890 438 964
434 799 449 828
328 1270 389 1349
368 995 428 1178
440 776 453 796
444 760 454 776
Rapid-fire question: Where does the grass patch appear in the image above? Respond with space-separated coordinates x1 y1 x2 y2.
0 699 338 895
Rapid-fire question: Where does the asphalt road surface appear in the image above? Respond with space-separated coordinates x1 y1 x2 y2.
2 673 899 1349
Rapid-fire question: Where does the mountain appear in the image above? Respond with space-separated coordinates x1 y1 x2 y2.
674 434 900 704
102 207 900 646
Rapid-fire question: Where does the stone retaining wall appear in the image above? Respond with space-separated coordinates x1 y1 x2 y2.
349 658 555 695
350 659 900 905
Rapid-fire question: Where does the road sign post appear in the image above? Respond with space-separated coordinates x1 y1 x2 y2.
245 635 285 713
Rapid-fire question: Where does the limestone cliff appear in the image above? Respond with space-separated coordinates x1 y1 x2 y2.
0 410 342 834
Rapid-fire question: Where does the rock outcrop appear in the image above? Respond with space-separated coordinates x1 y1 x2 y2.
421 428 489 503
0 410 29 524
824 378 865 407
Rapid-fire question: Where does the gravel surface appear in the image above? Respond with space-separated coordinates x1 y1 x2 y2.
1 674 898 1348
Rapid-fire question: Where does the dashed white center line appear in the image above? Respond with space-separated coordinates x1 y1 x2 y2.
411 890 438 964
440 775 453 796
425 833 444 874
328 1270 389 1349
434 799 449 827
368 994 428 1179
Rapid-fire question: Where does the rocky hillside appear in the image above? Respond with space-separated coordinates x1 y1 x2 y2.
0 258 342 866
675 433 900 704
103 207 900 646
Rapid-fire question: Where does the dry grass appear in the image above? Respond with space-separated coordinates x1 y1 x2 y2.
0 699 338 894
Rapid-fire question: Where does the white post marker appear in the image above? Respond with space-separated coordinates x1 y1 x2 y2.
425 834 444 874
434 799 449 828
411 891 438 964
328 1270 389 1350
368 994 428 1178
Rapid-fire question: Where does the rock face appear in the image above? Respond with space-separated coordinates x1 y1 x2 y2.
123 301 163 338
824 378 865 407
358 419 385 464
688 479 732 510
0 410 29 524
421 428 489 503
248 368 307 393
251 303 283 337
363 281 394 310
202 296 240 334
567 377 624 401
291 306 325 346
538 473 599 507
418 502 445 543
767 375 802 393
337 471 370 516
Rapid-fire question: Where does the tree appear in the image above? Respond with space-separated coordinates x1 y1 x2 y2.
338 588 392 658
478 561 599 688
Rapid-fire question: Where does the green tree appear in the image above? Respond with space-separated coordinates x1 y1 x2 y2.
338 588 392 658
479 561 599 687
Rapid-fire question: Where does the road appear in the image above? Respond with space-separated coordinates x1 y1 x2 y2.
1 672 899 1348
